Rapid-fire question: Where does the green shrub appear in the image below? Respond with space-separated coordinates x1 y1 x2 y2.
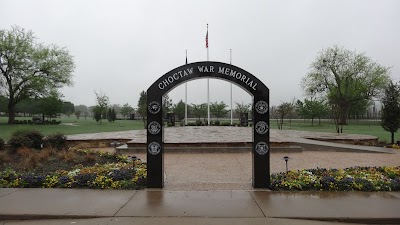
8 130 44 152
167 122 173 127
187 122 196 126
44 133 67 150
196 120 203 126
221 121 231 126
214 120 220 126
0 138 5 151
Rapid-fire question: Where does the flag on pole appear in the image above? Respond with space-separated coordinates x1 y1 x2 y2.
206 24 209 48
185 50 188 125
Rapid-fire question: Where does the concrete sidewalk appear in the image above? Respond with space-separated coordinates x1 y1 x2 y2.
1 189 400 224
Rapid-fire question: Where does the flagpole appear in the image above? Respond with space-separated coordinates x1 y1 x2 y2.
185 50 188 125
206 24 210 126
230 49 233 125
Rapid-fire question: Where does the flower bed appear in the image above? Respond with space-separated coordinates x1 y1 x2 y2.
270 166 400 191
0 148 147 189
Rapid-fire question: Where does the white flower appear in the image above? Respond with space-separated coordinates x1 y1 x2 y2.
68 168 81 176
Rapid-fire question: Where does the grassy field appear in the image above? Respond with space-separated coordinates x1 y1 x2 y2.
269 119 396 143
0 116 145 141
0 116 396 144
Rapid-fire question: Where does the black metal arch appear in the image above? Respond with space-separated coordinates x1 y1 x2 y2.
147 61 270 188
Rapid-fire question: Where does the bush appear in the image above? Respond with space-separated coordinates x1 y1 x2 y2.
221 122 231 126
8 130 44 152
196 120 203 126
44 133 67 150
187 122 196 126
16 147 33 158
0 138 5 151
0 152 11 163
214 120 220 126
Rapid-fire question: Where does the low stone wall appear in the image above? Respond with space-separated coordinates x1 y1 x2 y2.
67 139 131 148
306 138 378 146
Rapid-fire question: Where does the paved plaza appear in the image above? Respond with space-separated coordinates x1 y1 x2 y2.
67 127 400 190
67 126 379 144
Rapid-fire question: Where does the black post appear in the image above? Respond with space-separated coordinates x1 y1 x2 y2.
253 95 270 188
147 96 164 188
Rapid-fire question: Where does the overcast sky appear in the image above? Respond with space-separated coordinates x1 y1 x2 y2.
2 0 399 108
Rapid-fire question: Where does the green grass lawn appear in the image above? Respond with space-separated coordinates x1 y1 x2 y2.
0 116 145 141
269 119 396 143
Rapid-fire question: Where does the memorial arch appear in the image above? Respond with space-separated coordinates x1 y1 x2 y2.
146 61 270 188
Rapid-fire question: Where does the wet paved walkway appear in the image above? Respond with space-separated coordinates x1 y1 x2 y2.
124 151 400 191
67 126 378 143
1 188 400 224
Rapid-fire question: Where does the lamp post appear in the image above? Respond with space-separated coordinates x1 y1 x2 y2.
283 156 289 173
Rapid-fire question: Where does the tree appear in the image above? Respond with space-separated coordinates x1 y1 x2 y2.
137 91 147 127
93 105 101 123
301 46 390 132
110 104 121 118
210 101 228 121
163 94 173 118
0 95 7 113
83 111 88 119
271 102 293 129
0 26 74 124
15 98 40 116
75 105 88 119
173 100 186 120
235 102 251 115
120 103 134 119
39 91 63 120
111 108 116 122
381 82 400 144
191 103 207 120
348 99 371 120
297 98 329 126
62 101 75 117
88 106 95 118
106 108 116 122
75 110 81 119
94 91 109 124
107 108 112 122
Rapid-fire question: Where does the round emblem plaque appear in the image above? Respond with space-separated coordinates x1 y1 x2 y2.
255 101 269 114
148 121 161 135
148 101 161 114
255 142 269 155
148 142 161 155
255 121 269 135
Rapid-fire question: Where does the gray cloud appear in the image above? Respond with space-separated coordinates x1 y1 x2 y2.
1 0 399 108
